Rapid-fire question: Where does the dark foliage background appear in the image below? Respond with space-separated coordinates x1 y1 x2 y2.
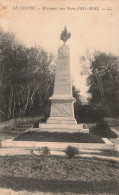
0 29 81 121
80 51 119 119
0 29 55 120
0 29 118 122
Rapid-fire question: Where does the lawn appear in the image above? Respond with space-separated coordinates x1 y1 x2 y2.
0 155 118 194
14 131 104 143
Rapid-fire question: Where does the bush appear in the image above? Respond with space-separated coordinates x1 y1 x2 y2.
41 147 50 155
75 105 104 123
90 121 118 138
31 147 50 156
65 146 79 158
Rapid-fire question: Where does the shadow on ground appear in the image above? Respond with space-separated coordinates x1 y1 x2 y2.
0 176 118 194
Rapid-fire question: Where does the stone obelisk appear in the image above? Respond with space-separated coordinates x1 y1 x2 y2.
38 27 89 133
47 27 76 124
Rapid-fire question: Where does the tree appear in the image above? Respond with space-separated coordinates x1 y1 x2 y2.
72 85 82 120
80 50 119 116
0 29 55 120
72 85 81 104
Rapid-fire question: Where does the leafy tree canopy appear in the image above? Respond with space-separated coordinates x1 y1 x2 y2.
0 29 55 120
80 50 119 116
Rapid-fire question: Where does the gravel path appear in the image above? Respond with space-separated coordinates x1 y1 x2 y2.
0 188 109 195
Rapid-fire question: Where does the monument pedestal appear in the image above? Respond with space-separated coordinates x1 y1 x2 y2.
47 94 77 124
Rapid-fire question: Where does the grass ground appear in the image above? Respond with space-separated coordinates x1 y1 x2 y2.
0 155 119 194
0 117 118 137
14 131 104 143
0 116 42 135
0 118 119 194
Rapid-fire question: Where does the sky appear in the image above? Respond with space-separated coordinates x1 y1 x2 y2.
1 0 119 99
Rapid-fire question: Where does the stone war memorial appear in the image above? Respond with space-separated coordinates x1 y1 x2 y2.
1 27 116 155
37 27 89 133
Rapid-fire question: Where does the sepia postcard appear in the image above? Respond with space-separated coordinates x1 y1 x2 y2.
0 0 119 194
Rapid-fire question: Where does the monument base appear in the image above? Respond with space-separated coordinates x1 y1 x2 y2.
47 117 77 124
36 123 89 133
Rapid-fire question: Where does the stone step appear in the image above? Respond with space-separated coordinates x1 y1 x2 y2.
37 123 89 133
39 123 83 129
47 116 77 124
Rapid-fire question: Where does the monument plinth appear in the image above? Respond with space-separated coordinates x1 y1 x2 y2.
38 27 89 133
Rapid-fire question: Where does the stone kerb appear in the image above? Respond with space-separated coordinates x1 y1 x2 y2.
114 144 119 152
1 138 114 151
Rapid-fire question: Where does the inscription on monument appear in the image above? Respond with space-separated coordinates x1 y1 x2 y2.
50 102 73 117
53 46 71 96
